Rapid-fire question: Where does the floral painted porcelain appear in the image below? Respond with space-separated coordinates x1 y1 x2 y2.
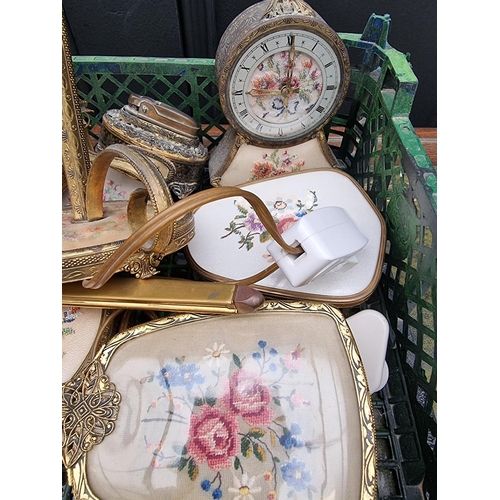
62 301 377 499
187 168 386 307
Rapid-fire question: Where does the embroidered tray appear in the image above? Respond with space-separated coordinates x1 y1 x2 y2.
186 168 386 307
62 301 376 499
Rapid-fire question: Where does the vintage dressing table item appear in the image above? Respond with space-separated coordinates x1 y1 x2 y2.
98 93 209 198
62 301 377 499
209 0 350 186
62 16 195 284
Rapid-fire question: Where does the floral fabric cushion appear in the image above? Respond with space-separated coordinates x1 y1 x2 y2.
215 136 337 187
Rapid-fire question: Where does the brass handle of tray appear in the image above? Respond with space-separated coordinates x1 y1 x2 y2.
83 186 303 290
85 143 176 253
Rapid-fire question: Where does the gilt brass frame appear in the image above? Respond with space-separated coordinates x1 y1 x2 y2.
62 300 377 500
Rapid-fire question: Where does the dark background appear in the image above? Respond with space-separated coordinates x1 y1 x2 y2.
62 0 436 128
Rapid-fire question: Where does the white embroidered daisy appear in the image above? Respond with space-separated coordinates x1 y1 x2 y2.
228 473 261 500
203 342 230 367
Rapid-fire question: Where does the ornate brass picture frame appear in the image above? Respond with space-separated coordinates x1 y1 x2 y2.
62 300 377 499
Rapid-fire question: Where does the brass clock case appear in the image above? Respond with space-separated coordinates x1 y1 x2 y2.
215 0 350 148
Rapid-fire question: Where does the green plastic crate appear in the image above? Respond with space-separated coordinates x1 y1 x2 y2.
70 13 437 500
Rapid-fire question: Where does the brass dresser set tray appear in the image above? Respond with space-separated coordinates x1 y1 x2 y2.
62 1 389 499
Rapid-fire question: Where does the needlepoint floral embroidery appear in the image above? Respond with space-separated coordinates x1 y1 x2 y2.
250 149 305 181
222 190 319 255
228 473 261 500
62 306 81 336
204 342 231 367
156 362 205 392
140 338 316 498
187 405 240 471
247 51 323 124
223 370 273 426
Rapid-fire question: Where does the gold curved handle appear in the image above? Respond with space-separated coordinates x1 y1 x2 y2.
83 186 303 290
85 143 176 253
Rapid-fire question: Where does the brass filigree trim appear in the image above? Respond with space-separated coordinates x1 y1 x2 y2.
62 13 91 221
261 0 316 19
101 109 208 164
62 360 121 469
122 249 163 279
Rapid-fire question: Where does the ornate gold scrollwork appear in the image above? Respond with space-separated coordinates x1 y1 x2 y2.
261 0 316 19
62 360 121 469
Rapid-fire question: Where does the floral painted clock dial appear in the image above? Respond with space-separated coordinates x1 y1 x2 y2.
228 29 343 144
211 0 350 186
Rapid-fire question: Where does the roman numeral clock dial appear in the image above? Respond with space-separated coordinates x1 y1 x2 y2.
229 30 341 143
211 0 350 186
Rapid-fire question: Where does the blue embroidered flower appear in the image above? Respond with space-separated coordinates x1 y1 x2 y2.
295 210 308 218
212 487 223 499
269 363 277 372
201 480 211 492
279 423 304 449
269 348 278 356
156 363 204 391
258 340 267 348
281 458 311 491
252 352 262 360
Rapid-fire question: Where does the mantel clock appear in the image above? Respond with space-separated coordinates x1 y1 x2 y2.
209 0 350 186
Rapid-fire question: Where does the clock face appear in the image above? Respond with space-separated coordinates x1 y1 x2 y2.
225 28 345 145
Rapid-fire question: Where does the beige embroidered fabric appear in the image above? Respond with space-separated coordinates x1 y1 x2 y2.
62 307 104 383
209 133 339 187
63 302 376 500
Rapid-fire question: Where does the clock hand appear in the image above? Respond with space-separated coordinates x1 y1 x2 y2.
245 88 283 97
284 37 297 107
245 87 301 99
286 38 297 83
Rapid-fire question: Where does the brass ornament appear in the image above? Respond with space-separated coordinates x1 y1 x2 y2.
97 95 209 199
62 12 90 221
62 360 121 470
62 143 196 283
62 20 196 284
261 0 316 19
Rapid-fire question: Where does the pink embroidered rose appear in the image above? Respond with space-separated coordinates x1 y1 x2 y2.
290 392 310 408
284 344 304 370
302 59 313 69
223 370 273 425
186 405 239 471
290 75 300 89
277 214 298 234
